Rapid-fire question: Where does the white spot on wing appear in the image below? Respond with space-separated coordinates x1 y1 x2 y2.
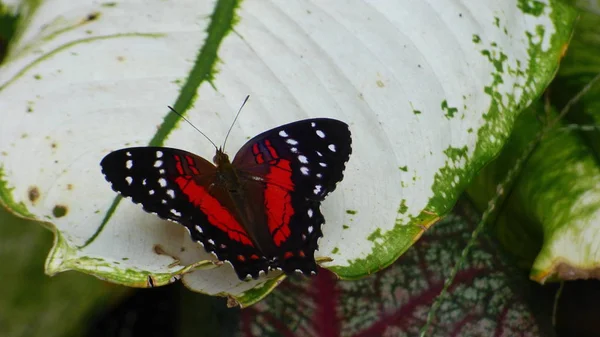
316 130 325 138
308 226 313 233
142 179 147 185
311 122 316 127
149 190 155 195
126 151 132 157
125 176 133 185
195 225 203 233
298 155 308 164
156 151 163 158
126 160 133 169
313 185 322 195
166 189 175 199
208 239 215 245
170 209 181 217
154 160 163 167
316 173 323 178
319 162 327 167
300 167 310 175
307 209 314 218
286 138 298 145
328 144 336 152
159 169 165 174
279 130 289 137
291 147 298 153
316 151 323 157
159 178 167 187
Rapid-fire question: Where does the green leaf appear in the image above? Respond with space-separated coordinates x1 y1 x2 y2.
0 206 127 337
0 0 577 304
467 10 600 282
240 200 549 336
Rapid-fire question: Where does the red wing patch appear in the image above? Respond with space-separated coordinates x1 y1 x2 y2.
173 154 253 247
174 176 253 247
264 159 295 246
252 141 296 247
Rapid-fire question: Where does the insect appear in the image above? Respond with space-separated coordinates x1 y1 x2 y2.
100 98 352 280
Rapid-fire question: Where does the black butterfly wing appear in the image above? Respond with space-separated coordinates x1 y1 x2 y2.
100 147 270 280
232 118 352 275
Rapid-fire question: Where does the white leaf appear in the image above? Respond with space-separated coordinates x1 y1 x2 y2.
0 0 575 305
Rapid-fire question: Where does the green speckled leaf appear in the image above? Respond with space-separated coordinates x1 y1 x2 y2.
468 10 600 283
0 0 576 304
240 201 548 336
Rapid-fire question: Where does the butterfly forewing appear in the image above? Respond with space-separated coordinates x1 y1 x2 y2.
233 118 351 200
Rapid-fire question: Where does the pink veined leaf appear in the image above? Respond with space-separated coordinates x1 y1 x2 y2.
239 200 546 337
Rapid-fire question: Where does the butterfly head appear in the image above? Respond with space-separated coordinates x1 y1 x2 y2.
213 147 230 166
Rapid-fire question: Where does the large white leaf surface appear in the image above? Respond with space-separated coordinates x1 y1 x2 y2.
0 0 575 306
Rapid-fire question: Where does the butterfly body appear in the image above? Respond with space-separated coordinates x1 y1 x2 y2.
101 118 351 280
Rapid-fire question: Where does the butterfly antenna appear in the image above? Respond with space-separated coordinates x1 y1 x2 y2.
222 95 250 151
167 106 218 150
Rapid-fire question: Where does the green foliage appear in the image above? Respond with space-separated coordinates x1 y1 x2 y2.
467 8 600 283
240 200 549 336
0 3 18 63
0 207 128 337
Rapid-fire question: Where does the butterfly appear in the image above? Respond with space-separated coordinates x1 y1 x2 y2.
100 115 352 280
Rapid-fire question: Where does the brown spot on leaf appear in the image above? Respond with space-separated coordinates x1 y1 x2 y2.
51 142 57 149
28 187 40 203
52 205 68 218
556 262 600 280
86 12 100 21
147 275 156 287
153 245 182 268
67 184 73 190
153 244 167 255
560 42 569 59
227 296 240 308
